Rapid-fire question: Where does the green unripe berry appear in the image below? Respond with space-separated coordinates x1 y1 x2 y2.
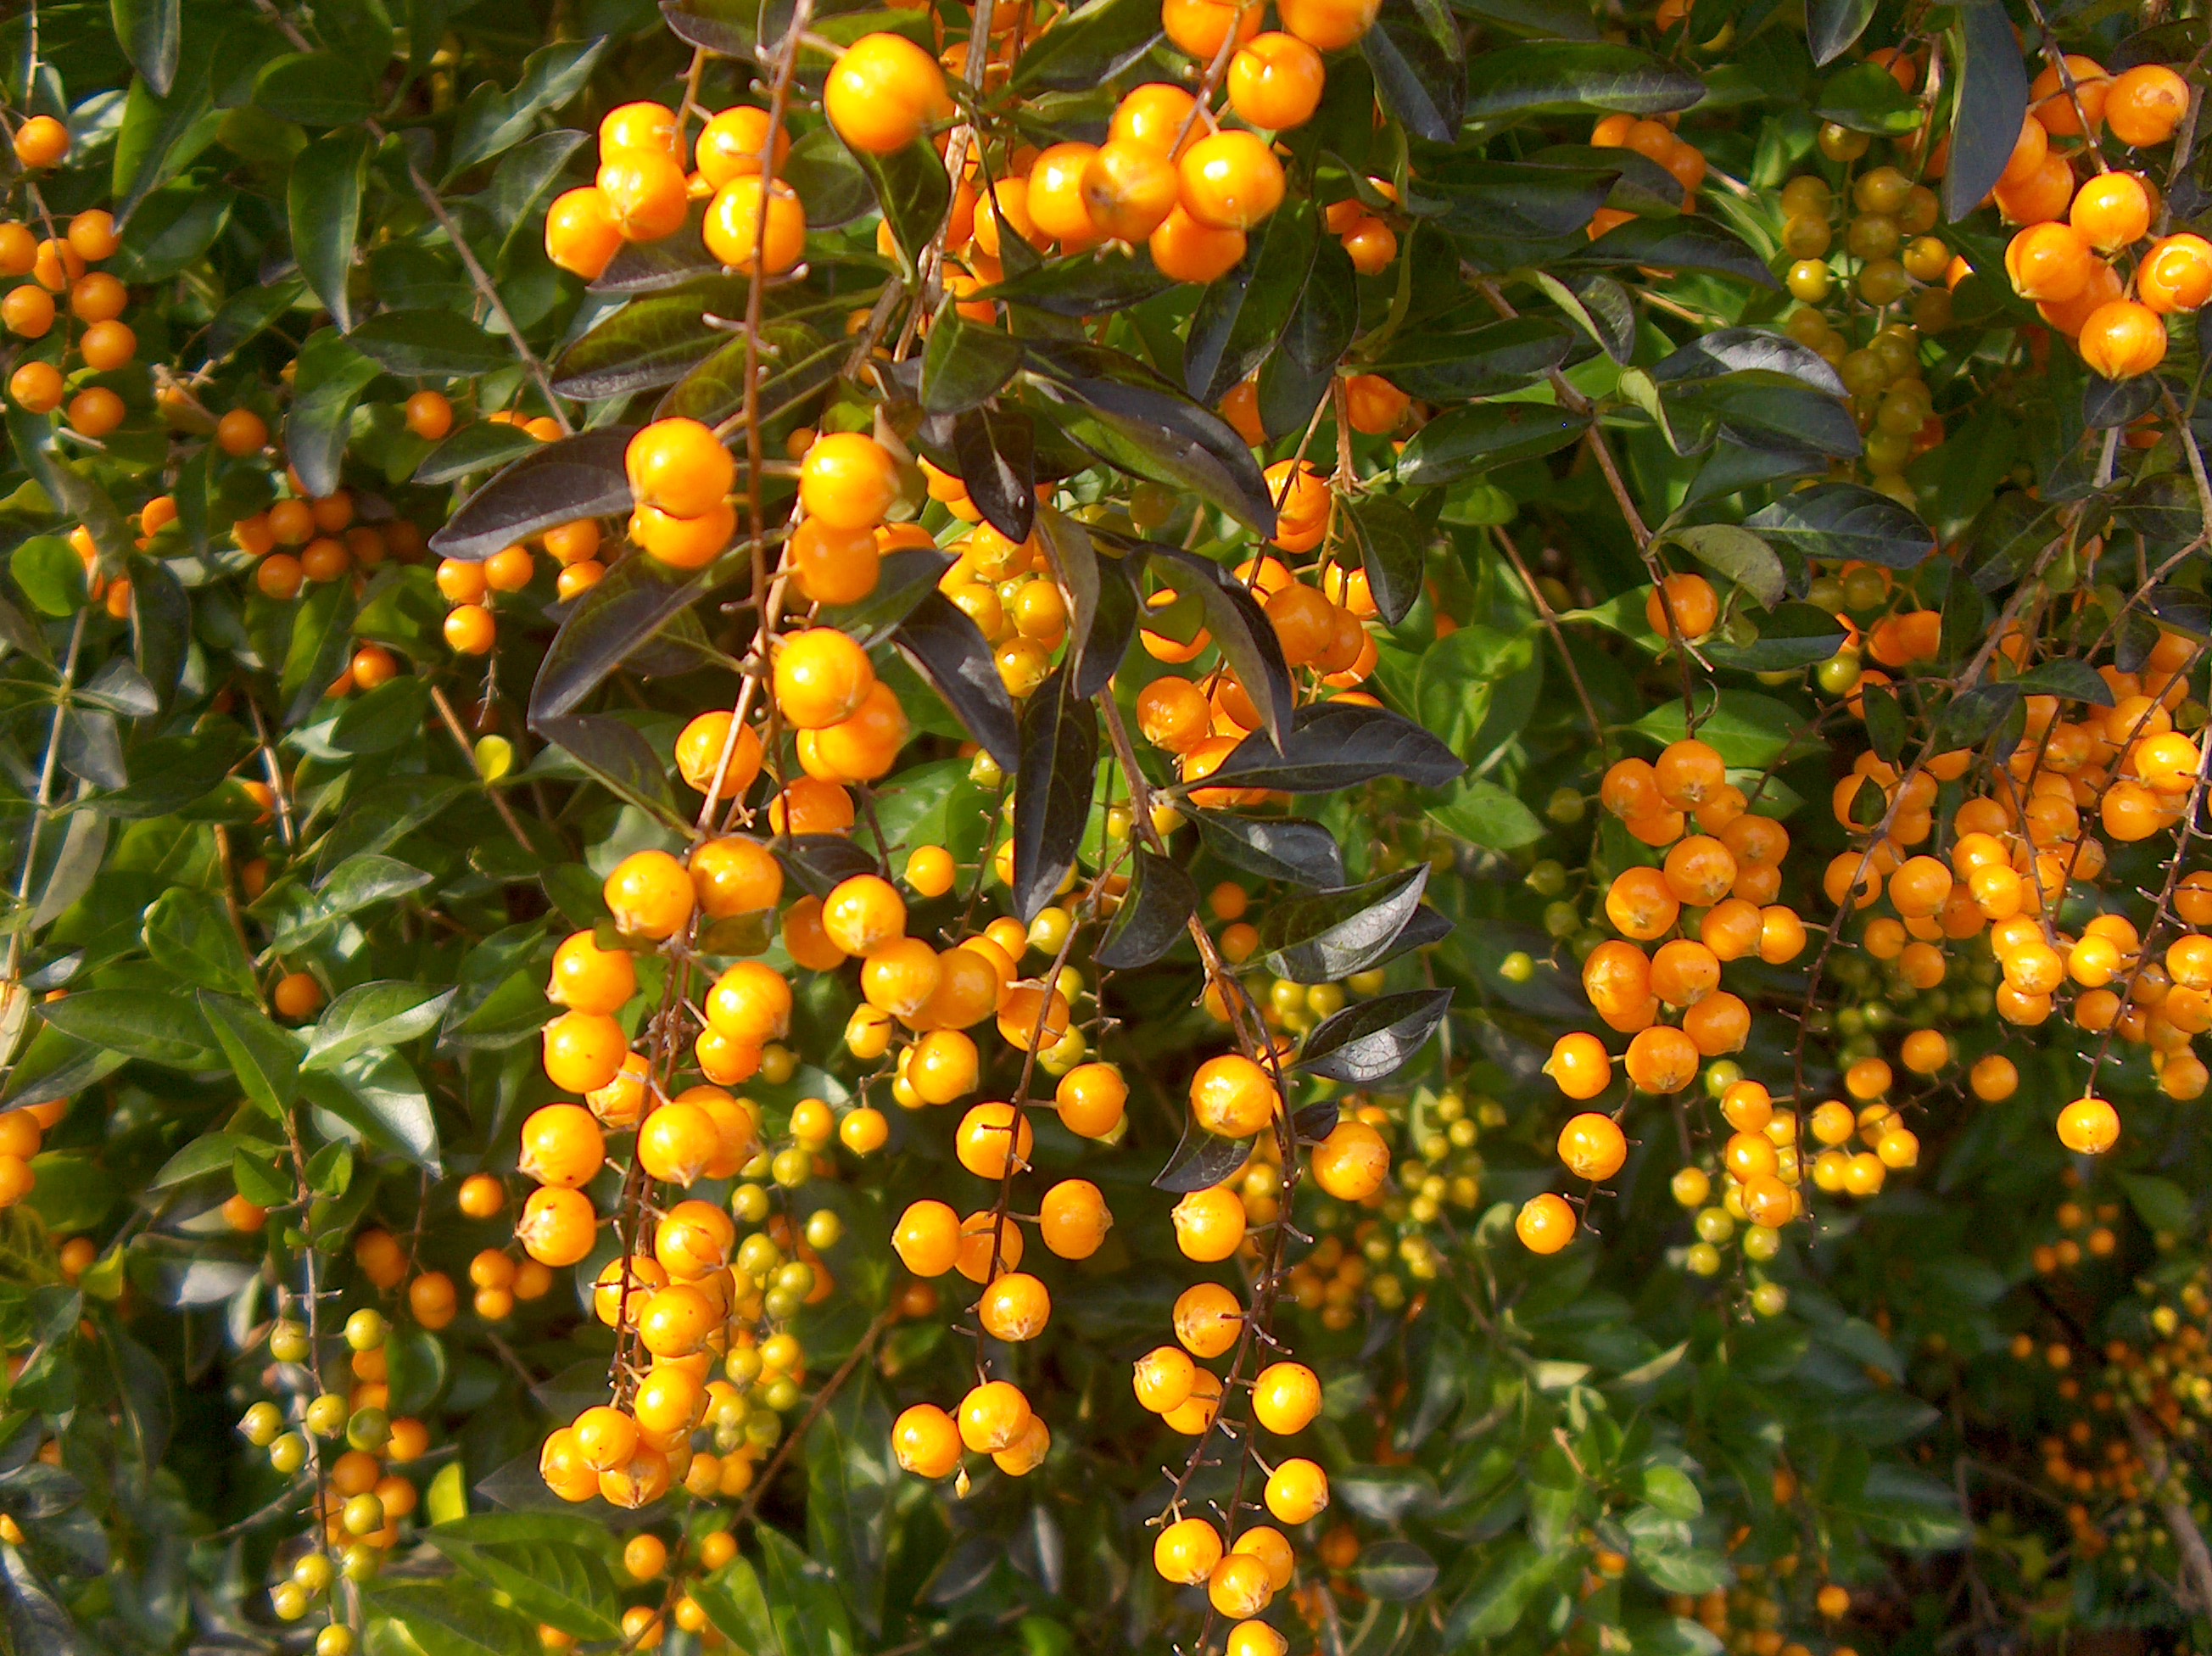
341 1493 384 1537
269 1320 310 1364
1545 788 1586 825
269 1432 308 1475
745 1412 782 1451
1525 859 1567 897
305 1393 349 1438
345 1407 391 1454
731 1183 771 1224
770 1147 811 1188
763 1287 804 1320
1742 1224 1780 1262
762 1377 802 1413
316 1625 357 1656
271 1583 310 1621
724 1346 762 1387
1751 1281 1790 1318
341 1545 381 1582
804 1210 843 1251
735 1234 783 1278
1542 901 1578 939
240 1401 284 1446
344 1309 387 1352
1499 951 1535 984
1685 1242 1723 1277
293 1553 334 1594
775 1262 816 1297
1693 1207 1734 1245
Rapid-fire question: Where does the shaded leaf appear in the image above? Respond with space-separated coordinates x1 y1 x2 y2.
288 130 370 332
1011 673 1098 924
1200 701 1466 792
432 427 640 562
1185 200 1319 405
1746 482 1934 568
1262 867 1430 983
1462 42 1702 120
1192 811 1347 887
1396 401 1589 485
1942 0 2030 222
346 310 509 376
529 549 715 720
891 592 1020 772
952 403 1036 545
1095 848 1197 970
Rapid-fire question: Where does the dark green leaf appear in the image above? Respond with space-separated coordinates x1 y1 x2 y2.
1861 680 1905 763
892 591 1019 773
1368 315 1576 400
1667 523 1785 608
1148 544 1295 747
782 125 874 228
551 283 751 399
432 426 640 562
416 422 545 484
112 0 182 95
1095 848 1197 970
529 714 681 823
1427 775 1544 848
364 1583 539 1656
1011 673 1098 924
197 992 303 1116
1462 42 1702 120
1807 0 1876 63
285 329 380 499
304 982 456 1072
346 310 508 376
425 1530 623 1641
1363 0 1465 142
950 402 1036 545
853 137 950 267
1153 1119 1258 1191
1395 401 1589 485
1746 482 1934 568
982 248 1178 317
1651 326 1845 397
1203 701 1466 792
1192 811 1345 887
289 129 370 332
1571 215 1780 288
256 53 377 125
1185 200 1318 405
1262 867 1430 983
1815 60 1923 132
528 545 713 719
445 38 609 178
1702 602 1847 671
2014 658 2114 707
923 307 1023 414
1355 1540 1440 1601
1346 495 1427 626
1942 0 2030 222
819 548 954 647
1014 0 1163 89
38 992 214 1066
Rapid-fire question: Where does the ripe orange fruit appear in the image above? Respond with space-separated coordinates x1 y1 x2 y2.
1038 1178 1112 1258
1082 141 1181 242
1172 1186 1247 1261
548 930 637 1015
1251 1361 1320 1434
1155 1517 1225 1585
696 106 790 187
605 849 696 939
516 1185 596 1266
1645 573 1717 641
703 176 807 274
674 713 764 799
824 34 951 155
545 187 624 279
957 1380 1032 1454
1188 1053 1278 1137
1556 1112 1628 1181
690 836 783 919
2055 1095 2118 1155
1310 1119 1389 1200
12 117 69 170
1264 1457 1328 1524
1177 131 1286 232
519 1104 606 1188
1226 35 1327 131
1516 1192 1578 1253
1276 0 1380 48
2105 63 2188 146
893 1404 963 1477
1544 1032 1612 1099
626 419 735 518
705 961 793 1043
1149 206 1246 283
954 1100 1032 1179
799 433 901 529
2076 300 2166 380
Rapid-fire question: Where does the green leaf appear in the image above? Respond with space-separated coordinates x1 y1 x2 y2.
805 1374 898 1636
1631 690 1805 768
197 992 303 1116
1571 215 1780 288
1427 775 1544 849
111 0 182 97
1395 402 1589 486
304 982 456 1072
1665 523 1785 608
1444 1539 1557 1642
1746 482 1934 568
1814 60 1923 134
152 1131 268 1188
230 1145 291 1206
142 888 255 996
1344 495 1426 626
288 127 369 333
1941 0 2030 222
1640 1463 1704 1519
921 307 1023 415
550 284 750 400
1807 0 1876 63
363 1583 539 1656
39 992 215 1066
11 536 86 618
345 310 508 376
425 1530 623 1642
267 853 435 952
1367 315 1576 401
2120 1172 2192 1235
1184 199 1318 405
416 422 545 485
445 38 610 179
112 181 234 280
1013 0 1163 90
301 1053 441 1169
255 53 379 126
1462 42 1702 120
431 426 638 562
853 137 950 269
1363 0 1464 142
285 329 381 499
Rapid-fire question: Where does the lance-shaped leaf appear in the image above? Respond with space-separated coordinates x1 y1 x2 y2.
1014 0 1163 89
1022 340 1276 534
1148 545 1295 747
592 205 718 293
1747 482 1933 568
112 0 182 95
1367 315 1577 401
1665 523 1786 609
530 550 719 720
891 592 1020 772
143 888 254 997
1184 199 1318 405
1153 1118 1259 1193
38 993 215 1067
416 422 545 485
1095 848 1198 970
820 547 954 647
1010 672 1098 924
530 714 682 825
1651 326 1846 398
659 322 844 427
922 306 1023 414
1569 215 1780 288
952 403 1036 545
854 137 950 266
551 283 750 399
305 982 457 1072
1260 865 1430 984
1396 401 1589 485
289 129 366 332
361 1584 539 1656
198 992 303 1116
1363 0 1465 142
345 310 510 377
432 427 640 562
1345 495 1426 626
1195 701 1466 794
285 329 380 500
426 1524 624 1641
980 249 1178 316
444 37 610 179
1298 987 1455 1082
1807 0 1877 63
1462 42 1702 120
1041 512 1137 700
1192 811 1345 888
1942 0 2030 222
772 836 880 901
